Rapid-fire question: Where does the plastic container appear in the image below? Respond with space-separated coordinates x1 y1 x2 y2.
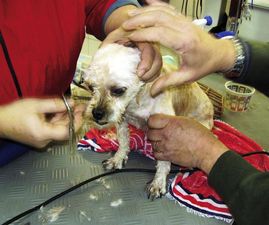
192 16 213 29
224 81 255 112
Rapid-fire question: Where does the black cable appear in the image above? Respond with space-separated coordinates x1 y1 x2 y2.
3 168 189 225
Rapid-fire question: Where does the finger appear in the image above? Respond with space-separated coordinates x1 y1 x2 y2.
124 10 179 31
147 129 164 143
37 98 74 114
136 43 154 77
139 45 162 81
44 124 69 141
49 112 68 123
128 27 180 52
147 114 170 129
150 70 191 96
153 151 167 161
102 31 132 46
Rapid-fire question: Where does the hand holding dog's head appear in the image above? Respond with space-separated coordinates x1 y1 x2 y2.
82 44 143 127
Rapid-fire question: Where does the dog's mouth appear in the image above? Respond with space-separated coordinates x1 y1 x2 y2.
95 120 108 126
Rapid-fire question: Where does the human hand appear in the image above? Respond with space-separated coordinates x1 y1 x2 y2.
102 27 162 82
147 114 229 174
122 1 236 96
0 98 85 149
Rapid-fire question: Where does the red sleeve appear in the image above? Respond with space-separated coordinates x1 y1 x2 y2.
85 0 117 40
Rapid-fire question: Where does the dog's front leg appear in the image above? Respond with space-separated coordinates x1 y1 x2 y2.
147 160 171 200
102 120 129 170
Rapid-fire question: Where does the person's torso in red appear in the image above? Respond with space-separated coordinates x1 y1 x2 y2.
0 0 115 105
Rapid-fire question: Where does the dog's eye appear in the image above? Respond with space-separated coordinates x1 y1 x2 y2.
111 87 127 97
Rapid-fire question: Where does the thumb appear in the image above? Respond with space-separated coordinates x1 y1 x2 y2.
37 98 74 114
101 28 132 47
150 70 190 96
43 123 69 141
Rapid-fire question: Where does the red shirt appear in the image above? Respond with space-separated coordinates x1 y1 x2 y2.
0 0 129 105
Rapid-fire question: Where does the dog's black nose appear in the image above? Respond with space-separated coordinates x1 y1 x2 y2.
92 108 105 120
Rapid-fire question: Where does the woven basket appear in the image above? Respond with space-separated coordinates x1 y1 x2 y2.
198 82 224 119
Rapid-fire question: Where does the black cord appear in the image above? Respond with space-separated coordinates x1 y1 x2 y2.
3 168 190 225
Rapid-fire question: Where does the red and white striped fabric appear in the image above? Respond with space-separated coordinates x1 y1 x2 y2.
78 124 154 159
77 120 269 223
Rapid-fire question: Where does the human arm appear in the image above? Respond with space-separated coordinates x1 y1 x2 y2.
103 3 162 81
231 40 269 97
209 151 269 225
147 114 269 225
86 0 162 81
122 1 269 97
122 2 236 95
0 98 85 148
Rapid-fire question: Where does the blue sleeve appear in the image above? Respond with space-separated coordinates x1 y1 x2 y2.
102 0 141 36
0 140 31 167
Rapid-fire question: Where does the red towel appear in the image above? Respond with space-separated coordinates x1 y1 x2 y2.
78 120 269 223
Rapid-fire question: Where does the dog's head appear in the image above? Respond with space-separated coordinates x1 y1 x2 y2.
82 43 143 127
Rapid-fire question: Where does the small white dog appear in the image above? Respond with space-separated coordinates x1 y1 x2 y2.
82 43 213 199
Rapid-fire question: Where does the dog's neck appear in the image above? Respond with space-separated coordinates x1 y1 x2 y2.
124 82 163 129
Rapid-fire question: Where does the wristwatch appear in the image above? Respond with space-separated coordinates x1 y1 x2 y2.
224 38 246 78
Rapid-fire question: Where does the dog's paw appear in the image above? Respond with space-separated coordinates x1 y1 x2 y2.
102 155 128 170
146 178 167 200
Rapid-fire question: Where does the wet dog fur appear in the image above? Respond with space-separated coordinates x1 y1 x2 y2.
82 43 213 199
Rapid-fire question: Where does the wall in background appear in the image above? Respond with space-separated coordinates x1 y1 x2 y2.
238 5 269 42
171 0 269 41
81 0 269 59
80 35 101 57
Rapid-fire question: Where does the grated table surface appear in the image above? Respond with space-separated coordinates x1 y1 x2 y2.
0 145 227 225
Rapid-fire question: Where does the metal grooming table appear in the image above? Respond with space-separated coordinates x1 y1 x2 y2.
1 75 269 225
